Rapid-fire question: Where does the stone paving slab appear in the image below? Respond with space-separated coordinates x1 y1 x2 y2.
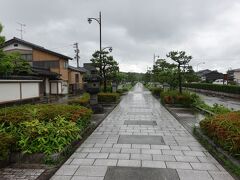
51 83 234 180
104 166 179 180
118 135 165 145
124 120 157 125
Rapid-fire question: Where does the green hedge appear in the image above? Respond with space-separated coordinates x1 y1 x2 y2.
150 88 163 97
68 93 90 107
160 90 199 107
98 93 120 103
0 104 92 124
183 83 240 94
0 132 15 160
0 104 92 156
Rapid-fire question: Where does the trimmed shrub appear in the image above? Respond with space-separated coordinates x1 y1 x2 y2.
160 90 199 107
98 93 120 103
197 103 231 114
68 93 90 107
16 116 80 155
0 132 15 160
200 112 240 157
0 104 92 124
150 88 163 97
183 83 240 94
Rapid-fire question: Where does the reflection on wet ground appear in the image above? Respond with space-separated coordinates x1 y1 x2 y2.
166 107 206 134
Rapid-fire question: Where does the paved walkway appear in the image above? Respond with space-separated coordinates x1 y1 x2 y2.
51 83 234 180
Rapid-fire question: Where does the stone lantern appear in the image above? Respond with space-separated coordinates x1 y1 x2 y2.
163 82 170 92
85 69 103 113
112 81 117 93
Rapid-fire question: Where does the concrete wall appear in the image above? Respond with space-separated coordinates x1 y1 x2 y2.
0 80 42 104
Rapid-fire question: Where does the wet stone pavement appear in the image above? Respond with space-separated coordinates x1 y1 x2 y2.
48 83 233 180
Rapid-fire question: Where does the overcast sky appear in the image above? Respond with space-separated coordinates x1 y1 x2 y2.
1 0 240 73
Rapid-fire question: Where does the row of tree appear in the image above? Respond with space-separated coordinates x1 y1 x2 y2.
144 51 199 93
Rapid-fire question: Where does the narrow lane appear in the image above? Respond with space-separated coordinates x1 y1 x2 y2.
51 83 233 180
196 92 240 111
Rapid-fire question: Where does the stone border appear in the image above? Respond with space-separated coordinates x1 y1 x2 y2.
194 127 240 179
164 104 240 179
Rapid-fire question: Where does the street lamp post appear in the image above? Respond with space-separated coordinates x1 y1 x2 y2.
102 46 112 52
88 11 102 55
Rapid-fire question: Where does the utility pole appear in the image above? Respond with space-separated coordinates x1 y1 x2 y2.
73 43 80 67
17 22 26 39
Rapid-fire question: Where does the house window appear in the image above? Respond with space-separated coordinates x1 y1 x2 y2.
14 43 18 47
33 61 59 69
75 74 79 83
21 54 33 61
64 61 68 69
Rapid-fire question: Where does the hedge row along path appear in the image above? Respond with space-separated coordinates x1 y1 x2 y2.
51 83 234 180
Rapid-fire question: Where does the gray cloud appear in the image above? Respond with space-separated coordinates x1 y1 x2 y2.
0 0 240 72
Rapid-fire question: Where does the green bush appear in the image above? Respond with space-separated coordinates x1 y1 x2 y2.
0 104 92 124
183 83 240 94
98 93 120 103
200 112 240 157
160 90 199 107
150 88 163 97
68 93 90 107
197 103 231 114
17 116 80 155
0 132 15 160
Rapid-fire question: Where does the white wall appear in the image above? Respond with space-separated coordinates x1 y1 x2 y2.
0 83 21 102
0 80 41 103
45 78 50 94
3 43 32 51
50 82 58 94
22 83 39 99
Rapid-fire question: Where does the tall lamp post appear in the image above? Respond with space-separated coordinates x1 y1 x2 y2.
88 12 102 54
102 46 112 52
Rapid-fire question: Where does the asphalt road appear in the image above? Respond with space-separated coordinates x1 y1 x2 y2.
196 92 240 111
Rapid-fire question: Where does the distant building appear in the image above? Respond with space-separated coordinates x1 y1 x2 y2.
204 71 224 82
227 68 240 84
196 69 212 81
68 66 86 93
2 37 72 95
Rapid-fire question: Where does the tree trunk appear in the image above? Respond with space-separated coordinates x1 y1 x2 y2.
178 64 182 94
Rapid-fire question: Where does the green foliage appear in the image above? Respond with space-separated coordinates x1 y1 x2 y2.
183 83 240 95
0 104 92 124
160 90 199 107
166 51 192 93
91 50 119 92
68 93 90 107
150 87 163 97
200 112 240 157
0 132 15 160
17 116 80 155
0 51 32 76
0 104 92 156
98 92 120 103
196 102 231 114
152 59 178 88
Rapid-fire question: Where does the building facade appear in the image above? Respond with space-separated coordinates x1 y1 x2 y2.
2 37 72 95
